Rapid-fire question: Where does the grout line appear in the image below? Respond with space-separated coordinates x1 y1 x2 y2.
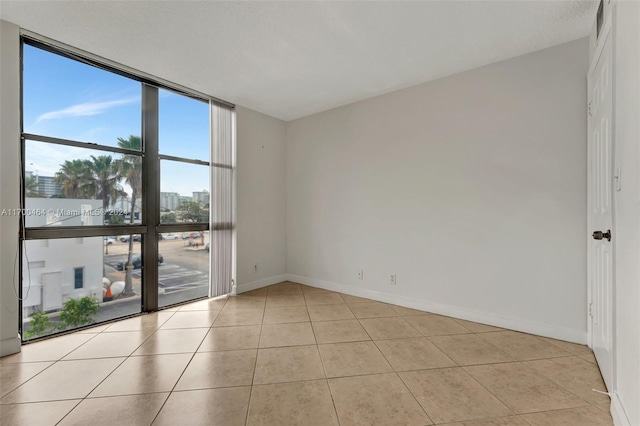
244 291 268 426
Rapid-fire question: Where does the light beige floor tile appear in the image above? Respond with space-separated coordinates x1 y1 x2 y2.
479 331 571 361
154 387 251 426
318 341 392 378
0 400 80 426
89 353 192 397
312 319 371 344
400 367 513 424
593 402 611 414
263 306 310 324
389 305 428 316
579 353 598 364
301 285 332 294
160 310 219 329
429 334 515 366
259 322 316 348
59 392 168 426
175 350 256 390
212 307 264 327
1 358 123 403
178 297 228 311
238 287 268 297
340 294 373 304
0 362 53 398
359 317 421 340
329 373 431 426
348 302 399 319
444 416 529 426
404 314 470 336
308 304 356 321
76 324 111 333
253 345 325 385
267 282 303 296
464 362 588 414
103 312 175 332
198 325 261 352
540 337 593 356
224 296 266 309
0 333 97 364
266 294 306 308
525 356 610 404
132 328 208 355
520 405 613 426
304 292 345 306
375 338 456 371
248 380 339 426
63 331 149 359
453 319 502 333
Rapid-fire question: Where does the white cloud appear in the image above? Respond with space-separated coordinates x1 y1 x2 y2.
36 97 139 122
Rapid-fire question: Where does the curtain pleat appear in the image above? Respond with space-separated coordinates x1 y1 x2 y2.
210 103 234 297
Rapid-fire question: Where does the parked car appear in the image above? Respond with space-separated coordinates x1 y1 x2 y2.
116 253 164 271
103 237 116 245
205 242 210 252
162 233 180 240
119 234 142 242
182 232 201 239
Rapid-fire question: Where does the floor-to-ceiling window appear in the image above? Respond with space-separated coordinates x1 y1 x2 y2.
19 36 231 341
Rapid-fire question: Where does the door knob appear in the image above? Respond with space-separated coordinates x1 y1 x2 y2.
592 230 612 241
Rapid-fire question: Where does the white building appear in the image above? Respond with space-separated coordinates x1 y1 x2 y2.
160 191 181 211
22 198 104 318
192 190 209 206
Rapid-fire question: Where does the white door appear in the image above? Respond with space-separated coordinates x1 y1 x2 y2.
587 28 614 391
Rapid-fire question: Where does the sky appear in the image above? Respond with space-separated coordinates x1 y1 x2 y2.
23 44 211 197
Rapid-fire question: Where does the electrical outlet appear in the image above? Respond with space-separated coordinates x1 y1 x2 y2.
253 263 258 273
390 274 396 285
357 269 364 280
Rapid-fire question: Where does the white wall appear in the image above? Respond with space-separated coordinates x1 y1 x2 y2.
611 1 640 424
0 20 21 356
236 106 287 291
287 38 589 343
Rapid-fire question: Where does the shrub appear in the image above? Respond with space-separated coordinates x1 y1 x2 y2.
58 296 99 329
24 310 53 339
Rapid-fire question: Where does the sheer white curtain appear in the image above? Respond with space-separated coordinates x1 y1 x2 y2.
210 102 235 297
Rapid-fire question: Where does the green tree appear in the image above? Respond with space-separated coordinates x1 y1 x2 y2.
54 159 92 198
116 136 142 296
24 311 53 339
86 155 126 211
161 212 177 224
176 201 208 223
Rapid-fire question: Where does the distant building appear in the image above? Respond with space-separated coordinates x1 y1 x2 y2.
192 190 210 206
160 192 181 211
179 195 192 205
26 171 62 198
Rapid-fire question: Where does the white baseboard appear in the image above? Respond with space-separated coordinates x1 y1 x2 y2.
236 274 288 294
611 392 631 426
286 274 587 344
0 334 21 357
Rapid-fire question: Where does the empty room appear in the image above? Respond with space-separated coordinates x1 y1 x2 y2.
0 1 638 425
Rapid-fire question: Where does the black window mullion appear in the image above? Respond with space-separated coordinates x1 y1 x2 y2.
141 84 160 312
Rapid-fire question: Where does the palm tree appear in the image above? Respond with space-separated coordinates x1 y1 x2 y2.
116 136 142 296
54 159 92 198
24 175 43 197
86 155 126 211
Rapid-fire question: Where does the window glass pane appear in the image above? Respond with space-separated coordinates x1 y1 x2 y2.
159 88 209 160
22 237 141 340
25 140 142 227
158 232 210 308
160 160 210 224
22 44 141 149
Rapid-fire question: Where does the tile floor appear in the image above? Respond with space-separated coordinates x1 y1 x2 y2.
0 282 613 426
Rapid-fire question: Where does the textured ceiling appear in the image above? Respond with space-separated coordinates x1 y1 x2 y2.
1 1 597 121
